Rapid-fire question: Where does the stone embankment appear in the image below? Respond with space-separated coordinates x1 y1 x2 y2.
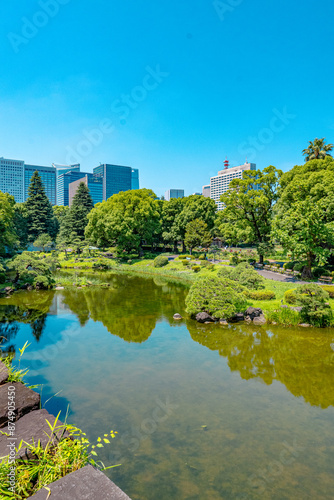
0 360 131 499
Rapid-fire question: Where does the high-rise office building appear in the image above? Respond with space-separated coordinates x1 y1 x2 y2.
209 160 256 210
68 174 103 206
131 168 139 190
0 157 25 203
202 185 210 198
24 164 56 205
164 189 184 201
93 164 136 201
57 170 86 206
52 164 81 206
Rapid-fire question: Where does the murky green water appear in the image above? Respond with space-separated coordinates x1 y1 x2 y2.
1 274 334 499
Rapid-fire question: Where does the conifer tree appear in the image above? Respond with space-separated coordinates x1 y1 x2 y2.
25 171 57 242
57 182 94 249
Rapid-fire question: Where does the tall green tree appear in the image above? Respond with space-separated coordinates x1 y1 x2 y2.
0 191 17 256
57 183 93 250
173 195 217 252
25 171 57 242
273 157 334 278
302 137 333 162
184 219 212 254
13 203 29 249
85 188 161 253
217 166 282 263
161 198 184 251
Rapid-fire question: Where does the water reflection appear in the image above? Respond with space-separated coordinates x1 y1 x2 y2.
187 321 334 408
0 291 54 353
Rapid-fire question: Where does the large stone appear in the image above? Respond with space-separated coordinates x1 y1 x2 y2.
196 312 214 323
290 306 303 312
173 313 182 320
28 464 132 499
0 409 69 461
230 313 244 322
0 382 40 428
253 314 267 326
244 307 263 320
0 361 9 385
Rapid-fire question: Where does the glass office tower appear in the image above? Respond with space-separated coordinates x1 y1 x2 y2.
93 164 134 201
24 164 56 205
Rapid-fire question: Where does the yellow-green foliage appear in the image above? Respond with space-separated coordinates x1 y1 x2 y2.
284 289 298 304
244 289 276 300
192 265 201 273
320 285 334 298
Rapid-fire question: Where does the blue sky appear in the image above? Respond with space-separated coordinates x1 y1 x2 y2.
0 0 333 197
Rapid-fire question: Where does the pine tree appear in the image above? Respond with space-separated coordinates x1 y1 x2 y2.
57 182 94 250
25 171 57 242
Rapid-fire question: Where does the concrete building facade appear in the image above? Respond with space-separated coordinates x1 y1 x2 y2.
210 162 256 210
69 174 103 206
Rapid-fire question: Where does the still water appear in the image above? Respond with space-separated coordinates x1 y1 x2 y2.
1 274 334 499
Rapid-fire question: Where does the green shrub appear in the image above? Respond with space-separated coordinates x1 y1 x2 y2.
199 254 205 260
230 254 240 265
185 276 247 320
127 259 133 265
207 264 215 271
144 252 156 259
182 259 190 266
9 253 55 289
153 255 169 268
311 266 330 278
266 308 301 326
283 261 295 270
293 263 305 272
178 254 195 260
320 285 334 298
244 289 276 300
294 284 332 327
284 289 298 304
218 262 264 290
0 261 6 284
192 265 201 273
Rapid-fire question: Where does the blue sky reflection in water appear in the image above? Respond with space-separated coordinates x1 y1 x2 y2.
0 274 334 499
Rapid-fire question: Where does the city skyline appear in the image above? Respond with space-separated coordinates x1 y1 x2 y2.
1 1 333 197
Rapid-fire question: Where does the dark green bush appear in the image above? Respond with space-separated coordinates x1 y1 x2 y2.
244 289 276 300
283 261 296 270
9 253 55 289
127 259 133 265
185 276 247 319
0 261 6 284
153 255 169 268
293 263 305 272
311 267 330 278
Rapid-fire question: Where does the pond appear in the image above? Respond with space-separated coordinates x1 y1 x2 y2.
1 273 334 499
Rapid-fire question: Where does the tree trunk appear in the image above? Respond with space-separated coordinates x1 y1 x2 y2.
182 241 186 253
173 241 178 253
259 254 264 264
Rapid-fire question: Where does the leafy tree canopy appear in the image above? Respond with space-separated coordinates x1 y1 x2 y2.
184 218 212 253
85 188 161 253
273 157 334 276
217 165 282 262
0 191 17 256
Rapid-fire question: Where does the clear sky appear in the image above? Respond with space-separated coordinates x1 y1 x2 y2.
0 0 333 197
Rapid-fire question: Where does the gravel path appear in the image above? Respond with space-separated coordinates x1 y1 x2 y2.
256 269 311 285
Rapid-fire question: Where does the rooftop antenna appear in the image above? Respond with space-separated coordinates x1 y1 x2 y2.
224 157 229 170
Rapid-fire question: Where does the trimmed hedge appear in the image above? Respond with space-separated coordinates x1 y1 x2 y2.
153 255 169 268
192 266 201 273
244 289 276 300
178 254 195 260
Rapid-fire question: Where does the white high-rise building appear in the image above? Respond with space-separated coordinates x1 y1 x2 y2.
210 160 256 210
